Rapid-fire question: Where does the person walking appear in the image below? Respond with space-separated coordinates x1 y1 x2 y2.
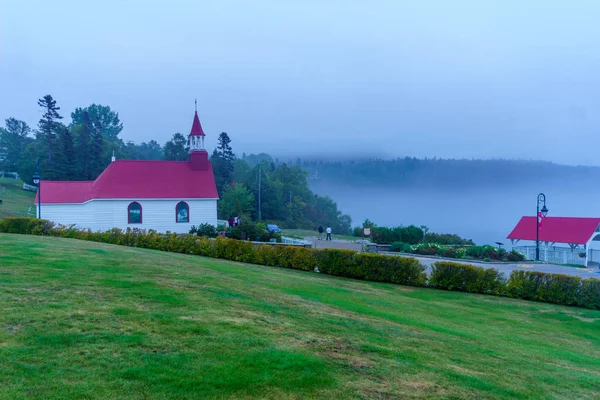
326 226 332 241
317 225 324 240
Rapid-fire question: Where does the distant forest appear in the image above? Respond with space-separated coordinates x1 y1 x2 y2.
297 158 600 189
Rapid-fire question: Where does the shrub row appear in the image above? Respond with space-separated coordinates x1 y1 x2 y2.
431 262 600 310
506 270 600 309
1 217 598 310
429 262 506 295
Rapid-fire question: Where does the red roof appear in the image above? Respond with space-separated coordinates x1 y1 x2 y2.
36 160 218 204
35 181 93 204
189 112 205 136
507 216 600 245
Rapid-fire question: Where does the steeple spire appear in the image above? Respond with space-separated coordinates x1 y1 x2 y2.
188 101 206 153
189 100 205 137
188 101 209 171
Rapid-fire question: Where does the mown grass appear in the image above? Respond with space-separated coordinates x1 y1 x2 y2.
0 178 35 218
0 233 599 399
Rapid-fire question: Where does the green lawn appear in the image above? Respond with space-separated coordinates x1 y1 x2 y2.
0 234 599 399
0 178 35 218
282 228 360 241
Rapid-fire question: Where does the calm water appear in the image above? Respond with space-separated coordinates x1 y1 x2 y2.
311 181 600 245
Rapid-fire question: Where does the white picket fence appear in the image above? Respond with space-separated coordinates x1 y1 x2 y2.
514 246 587 266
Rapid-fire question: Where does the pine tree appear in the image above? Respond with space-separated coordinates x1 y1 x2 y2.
56 126 76 179
217 132 235 165
37 95 63 178
212 132 235 194
37 95 62 134
72 112 92 179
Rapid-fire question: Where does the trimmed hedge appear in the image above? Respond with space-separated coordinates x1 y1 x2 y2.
429 262 506 295
1 217 599 310
0 217 53 235
315 251 427 287
506 271 582 306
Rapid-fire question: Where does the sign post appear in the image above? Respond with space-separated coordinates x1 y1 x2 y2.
362 226 372 240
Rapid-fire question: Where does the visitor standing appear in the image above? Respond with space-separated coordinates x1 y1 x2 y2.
234 216 239 227
326 226 332 241
317 225 324 240
228 217 234 228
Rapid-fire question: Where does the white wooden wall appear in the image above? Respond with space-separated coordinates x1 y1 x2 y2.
38 199 217 234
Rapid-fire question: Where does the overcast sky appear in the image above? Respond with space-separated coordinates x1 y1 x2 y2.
2 0 599 165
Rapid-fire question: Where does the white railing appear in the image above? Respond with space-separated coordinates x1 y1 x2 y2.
514 246 587 266
281 236 310 246
22 183 37 192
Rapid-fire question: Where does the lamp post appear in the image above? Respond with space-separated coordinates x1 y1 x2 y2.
32 159 41 219
536 193 548 261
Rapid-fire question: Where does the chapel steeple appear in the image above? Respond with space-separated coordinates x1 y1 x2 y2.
188 99 209 171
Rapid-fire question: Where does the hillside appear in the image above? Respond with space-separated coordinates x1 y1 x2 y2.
1 234 599 399
0 177 35 218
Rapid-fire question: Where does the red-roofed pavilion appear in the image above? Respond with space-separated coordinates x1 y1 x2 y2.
507 216 600 265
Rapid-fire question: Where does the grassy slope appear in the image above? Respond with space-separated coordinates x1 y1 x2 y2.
0 234 599 399
0 178 35 218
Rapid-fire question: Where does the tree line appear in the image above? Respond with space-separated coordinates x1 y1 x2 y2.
300 157 600 189
0 95 195 182
210 135 351 233
0 95 352 233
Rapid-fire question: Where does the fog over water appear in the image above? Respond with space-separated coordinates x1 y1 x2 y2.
310 179 600 245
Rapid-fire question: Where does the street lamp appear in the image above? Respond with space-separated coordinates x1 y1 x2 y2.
32 159 41 219
536 193 548 261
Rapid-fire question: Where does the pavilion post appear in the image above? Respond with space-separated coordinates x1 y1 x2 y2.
535 193 548 261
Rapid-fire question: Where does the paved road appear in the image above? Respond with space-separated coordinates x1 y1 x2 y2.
306 237 600 279
411 256 600 279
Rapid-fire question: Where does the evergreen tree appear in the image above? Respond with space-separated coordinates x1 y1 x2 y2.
56 126 76 179
72 112 93 179
212 132 235 194
163 133 188 161
217 132 235 162
37 95 62 135
37 95 63 178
